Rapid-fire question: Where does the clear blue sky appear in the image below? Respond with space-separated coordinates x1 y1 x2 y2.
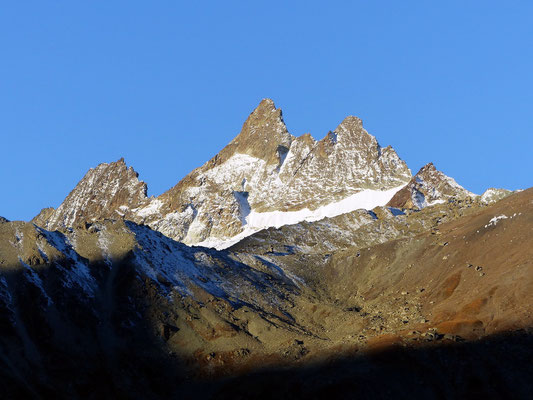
1 1 532 221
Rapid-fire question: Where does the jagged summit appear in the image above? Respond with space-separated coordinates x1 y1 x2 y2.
388 162 473 209
43 158 148 230
147 100 412 247
210 98 292 167
35 100 415 246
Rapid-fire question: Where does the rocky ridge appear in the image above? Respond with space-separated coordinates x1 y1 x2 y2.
36 99 476 249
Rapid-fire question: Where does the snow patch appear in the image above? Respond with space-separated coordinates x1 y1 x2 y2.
97 229 113 264
247 185 405 229
484 214 508 228
413 191 426 209
135 199 163 218
388 207 405 216
196 184 406 250
204 153 265 185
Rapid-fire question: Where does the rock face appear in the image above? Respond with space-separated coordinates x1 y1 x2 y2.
31 207 54 227
0 218 302 398
43 158 148 230
37 99 412 247
387 162 473 209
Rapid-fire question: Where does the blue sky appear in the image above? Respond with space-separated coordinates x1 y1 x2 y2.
1 1 532 221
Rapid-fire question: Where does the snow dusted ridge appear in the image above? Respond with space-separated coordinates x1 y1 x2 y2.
0 219 300 327
37 98 493 249
195 185 406 250
137 100 413 247
127 222 298 306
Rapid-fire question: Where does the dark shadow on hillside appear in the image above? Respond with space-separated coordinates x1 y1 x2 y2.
196 330 533 400
0 256 190 400
0 220 301 399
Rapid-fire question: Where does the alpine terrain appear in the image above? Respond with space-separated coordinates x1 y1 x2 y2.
1 99 531 399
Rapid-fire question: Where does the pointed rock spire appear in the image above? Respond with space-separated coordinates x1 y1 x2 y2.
216 98 293 166
319 115 389 170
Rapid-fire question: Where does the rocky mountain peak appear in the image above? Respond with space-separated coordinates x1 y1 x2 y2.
388 162 473 209
326 115 381 155
31 207 55 227
337 115 364 131
43 158 148 230
414 163 460 190
216 98 293 167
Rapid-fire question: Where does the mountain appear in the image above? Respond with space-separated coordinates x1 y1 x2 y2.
2 99 530 398
38 99 413 248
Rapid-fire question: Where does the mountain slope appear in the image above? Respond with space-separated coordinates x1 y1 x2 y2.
1 187 532 398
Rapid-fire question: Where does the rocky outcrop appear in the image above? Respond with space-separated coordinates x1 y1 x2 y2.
31 207 54 227
480 188 514 204
387 162 473 209
0 216 8 224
